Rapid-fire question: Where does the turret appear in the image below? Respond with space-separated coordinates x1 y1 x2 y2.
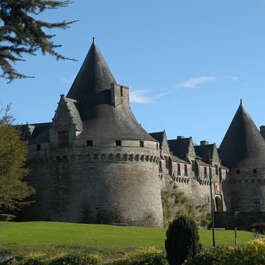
219 101 265 212
23 39 163 227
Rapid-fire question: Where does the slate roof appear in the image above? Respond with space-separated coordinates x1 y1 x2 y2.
219 102 265 168
196 159 209 166
66 40 154 141
150 131 164 143
17 123 51 144
171 155 188 164
67 39 117 109
168 138 191 160
195 144 215 163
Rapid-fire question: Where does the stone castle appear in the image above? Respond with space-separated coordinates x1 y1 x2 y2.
18 40 265 228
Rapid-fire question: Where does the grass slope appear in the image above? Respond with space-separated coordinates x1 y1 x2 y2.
0 222 253 252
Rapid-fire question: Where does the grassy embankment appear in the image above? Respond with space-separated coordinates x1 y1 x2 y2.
0 221 253 256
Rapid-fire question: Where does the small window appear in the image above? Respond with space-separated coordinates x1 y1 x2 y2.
215 165 218 175
159 161 162 172
120 86 123 96
253 169 257 174
86 140 93 146
177 164 181 175
37 144 41 151
204 167 207 178
191 160 195 171
140 141 144 147
58 131 69 148
236 169 240 174
184 164 188 176
116 140 122 146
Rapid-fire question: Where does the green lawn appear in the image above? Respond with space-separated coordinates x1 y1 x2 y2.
0 222 253 254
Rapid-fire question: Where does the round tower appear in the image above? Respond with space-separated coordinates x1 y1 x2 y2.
24 40 163 227
219 101 265 212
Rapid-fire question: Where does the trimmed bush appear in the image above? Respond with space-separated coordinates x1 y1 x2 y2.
165 215 201 265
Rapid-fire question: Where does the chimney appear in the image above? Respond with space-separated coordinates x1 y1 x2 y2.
200 140 209 145
177 136 185 140
260 126 265 140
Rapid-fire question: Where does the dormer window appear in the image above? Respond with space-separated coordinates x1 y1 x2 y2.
58 131 69 148
116 140 122 146
140 141 144 148
87 140 93 146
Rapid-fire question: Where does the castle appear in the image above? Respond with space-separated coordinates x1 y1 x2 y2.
18 40 265 228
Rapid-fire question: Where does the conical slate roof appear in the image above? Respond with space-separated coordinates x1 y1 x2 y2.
67 39 116 102
219 101 265 168
66 40 154 141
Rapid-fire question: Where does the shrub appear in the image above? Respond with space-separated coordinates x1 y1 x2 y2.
165 216 201 265
185 239 265 265
0 214 15 221
47 254 101 265
109 247 168 265
1 254 101 265
250 223 265 234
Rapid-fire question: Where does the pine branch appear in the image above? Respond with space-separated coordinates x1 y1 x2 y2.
0 0 77 82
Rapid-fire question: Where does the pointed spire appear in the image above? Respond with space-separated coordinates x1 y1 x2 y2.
219 102 265 168
67 40 117 107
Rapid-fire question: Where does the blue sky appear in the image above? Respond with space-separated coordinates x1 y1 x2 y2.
2 0 265 146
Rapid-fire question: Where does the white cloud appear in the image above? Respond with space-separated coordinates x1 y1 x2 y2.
130 90 168 104
230 76 239 81
177 76 217 88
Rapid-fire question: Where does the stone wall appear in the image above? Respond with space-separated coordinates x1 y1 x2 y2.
23 144 163 227
215 212 265 230
223 168 265 212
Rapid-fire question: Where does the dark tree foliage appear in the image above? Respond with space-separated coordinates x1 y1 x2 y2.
165 215 201 265
0 0 76 82
0 106 35 213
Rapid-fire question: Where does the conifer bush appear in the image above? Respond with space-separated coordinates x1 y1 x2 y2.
165 215 201 265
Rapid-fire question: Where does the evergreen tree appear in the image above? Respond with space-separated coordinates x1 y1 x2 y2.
0 0 76 82
0 106 35 213
165 215 201 265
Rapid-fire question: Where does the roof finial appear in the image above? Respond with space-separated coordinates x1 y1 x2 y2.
92 36 95 44
240 98 243 105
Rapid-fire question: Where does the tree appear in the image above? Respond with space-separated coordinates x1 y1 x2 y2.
165 216 201 265
0 0 76 82
0 106 35 213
